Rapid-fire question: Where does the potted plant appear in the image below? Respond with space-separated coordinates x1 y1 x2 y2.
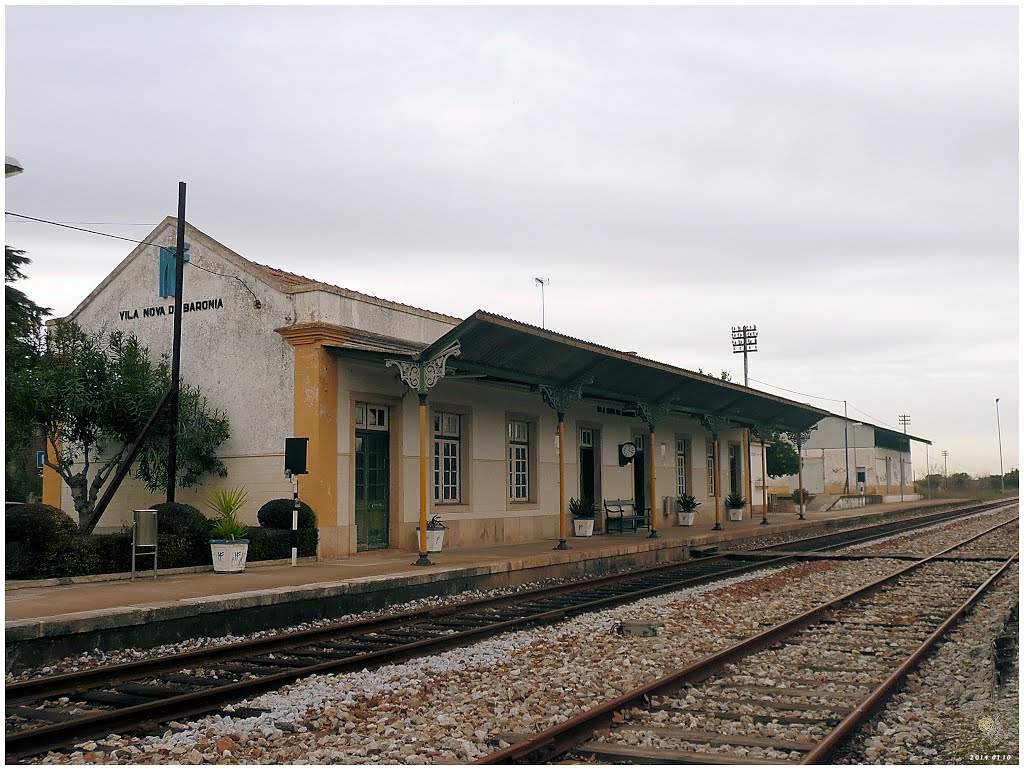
570 497 597 537
206 486 250 573
416 514 447 553
676 494 700 526
790 489 815 505
725 492 746 522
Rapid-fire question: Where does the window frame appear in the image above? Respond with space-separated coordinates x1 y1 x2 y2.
508 419 531 502
676 438 689 497
433 411 462 504
706 438 717 497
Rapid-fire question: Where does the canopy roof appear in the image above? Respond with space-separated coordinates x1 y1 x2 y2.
370 310 832 432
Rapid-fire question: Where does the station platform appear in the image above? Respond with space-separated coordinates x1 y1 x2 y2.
5 498 962 670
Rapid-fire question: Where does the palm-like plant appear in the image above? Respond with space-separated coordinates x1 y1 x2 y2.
206 486 249 541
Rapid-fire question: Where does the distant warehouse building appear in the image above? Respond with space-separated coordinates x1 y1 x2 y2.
46 219 842 558
751 415 930 501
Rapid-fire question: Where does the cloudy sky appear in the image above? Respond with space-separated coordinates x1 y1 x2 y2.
5 4 1018 477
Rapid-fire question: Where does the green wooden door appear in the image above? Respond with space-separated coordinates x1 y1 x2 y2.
355 431 390 551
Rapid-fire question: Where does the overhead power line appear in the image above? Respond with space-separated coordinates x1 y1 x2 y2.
5 210 262 307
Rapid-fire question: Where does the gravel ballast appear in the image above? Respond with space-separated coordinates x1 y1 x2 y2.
38 558 914 764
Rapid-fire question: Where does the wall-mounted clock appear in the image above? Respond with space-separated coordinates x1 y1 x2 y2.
619 442 637 466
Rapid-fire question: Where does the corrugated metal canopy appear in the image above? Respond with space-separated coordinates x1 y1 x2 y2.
411 310 830 432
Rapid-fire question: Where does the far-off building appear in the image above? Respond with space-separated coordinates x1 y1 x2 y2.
750 416 929 502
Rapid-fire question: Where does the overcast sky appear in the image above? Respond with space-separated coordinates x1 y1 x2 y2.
5 4 1018 477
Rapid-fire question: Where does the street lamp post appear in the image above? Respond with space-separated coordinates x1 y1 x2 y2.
996 398 1005 493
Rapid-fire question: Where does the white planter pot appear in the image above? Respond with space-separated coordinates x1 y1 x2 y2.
416 527 445 553
573 518 595 537
676 511 695 526
727 508 744 522
210 540 249 573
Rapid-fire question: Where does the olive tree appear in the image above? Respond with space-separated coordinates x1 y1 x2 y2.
9 321 229 534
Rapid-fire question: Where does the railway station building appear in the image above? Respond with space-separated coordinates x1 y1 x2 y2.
45 219 832 558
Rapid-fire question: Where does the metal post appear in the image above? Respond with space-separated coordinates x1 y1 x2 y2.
647 427 659 539
535 277 549 329
898 414 910 502
555 413 569 550
712 435 722 530
291 473 299 567
942 450 948 488
759 436 769 525
843 400 850 494
166 182 187 503
797 434 805 520
745 429 754 522
996 398 1004 493
925 443 930 499
416 394 431 566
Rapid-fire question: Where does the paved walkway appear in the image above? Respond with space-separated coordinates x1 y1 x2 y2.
5 498 955 626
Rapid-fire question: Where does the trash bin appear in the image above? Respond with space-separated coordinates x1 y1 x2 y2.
132 509 159 580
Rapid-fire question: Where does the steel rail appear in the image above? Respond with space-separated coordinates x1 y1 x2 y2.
10 498 1002 702
3 555 788 759
5 553 779 704
801 552 1018 764
4 500 1012 759
475 516 1019 765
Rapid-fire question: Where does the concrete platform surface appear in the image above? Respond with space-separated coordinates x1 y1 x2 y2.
6 498 959 635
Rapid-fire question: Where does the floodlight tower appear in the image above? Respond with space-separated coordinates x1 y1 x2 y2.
731 325 758 386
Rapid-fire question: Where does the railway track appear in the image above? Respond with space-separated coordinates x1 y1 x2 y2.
477 517 1018 765
4 498 1014 760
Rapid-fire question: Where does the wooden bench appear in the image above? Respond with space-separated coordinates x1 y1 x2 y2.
603 498 650 533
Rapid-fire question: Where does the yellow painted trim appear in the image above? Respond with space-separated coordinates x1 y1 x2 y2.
648 428 657 532
42 437 62 509
277 321 352 348
284 337 340 555
558 418 567 542
419 400 428 555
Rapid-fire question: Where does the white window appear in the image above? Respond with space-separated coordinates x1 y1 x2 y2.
433 412 461 504
580 428 593 448
508 420 530 501
676 439 688 497
706 439 717 496
355 402 388 431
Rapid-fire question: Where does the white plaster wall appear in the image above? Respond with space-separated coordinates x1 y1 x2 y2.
293 291 455 345
59 223 298 528
337 356 750 548
68 222 297 457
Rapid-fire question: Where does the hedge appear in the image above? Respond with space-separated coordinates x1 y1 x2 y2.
257 498 317 530
5 525 318 581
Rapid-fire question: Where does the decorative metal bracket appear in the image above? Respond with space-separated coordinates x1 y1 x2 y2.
540 381 586 418
749 422 778 443
386 341 461 395
783 425 817 448
635 401 671 431
699 414 730 439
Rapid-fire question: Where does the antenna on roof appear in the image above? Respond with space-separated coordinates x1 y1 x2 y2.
534 277 550 329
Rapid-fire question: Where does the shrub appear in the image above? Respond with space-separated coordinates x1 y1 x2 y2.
5 503 78 551
4 526 317 580
257 498 317 530
151 502 211 538
246 527 318 561
790 489 815 504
